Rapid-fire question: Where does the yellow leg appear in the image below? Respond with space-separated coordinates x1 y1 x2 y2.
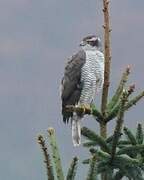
79 104 91 114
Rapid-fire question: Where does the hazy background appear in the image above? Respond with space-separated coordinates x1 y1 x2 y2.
0 0 144 179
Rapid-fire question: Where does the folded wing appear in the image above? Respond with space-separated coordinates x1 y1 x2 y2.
61 50 86 123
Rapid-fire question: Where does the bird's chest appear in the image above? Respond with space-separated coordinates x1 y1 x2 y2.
81 51 97 77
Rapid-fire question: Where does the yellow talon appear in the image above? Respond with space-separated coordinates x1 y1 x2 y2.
80 104 91 114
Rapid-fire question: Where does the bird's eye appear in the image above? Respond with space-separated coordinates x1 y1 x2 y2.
87 39 99 47
86 40 91 43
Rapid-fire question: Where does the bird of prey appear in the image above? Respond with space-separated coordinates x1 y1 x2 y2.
61 35 104 146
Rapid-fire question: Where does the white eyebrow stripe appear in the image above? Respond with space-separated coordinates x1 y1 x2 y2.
88 37 98 41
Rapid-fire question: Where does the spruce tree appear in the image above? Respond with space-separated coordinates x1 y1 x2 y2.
37 0 144 179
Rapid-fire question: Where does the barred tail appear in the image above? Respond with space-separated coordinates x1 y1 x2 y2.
72 113 81 146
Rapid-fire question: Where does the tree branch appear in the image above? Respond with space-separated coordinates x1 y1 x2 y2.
101 0 111 117
65 105 103 122
136 123 144 145
106 85 135 122
123 127 137 145
66 157 79 180
86 155 98 180
81 127 110 153
37 135 54 180
110 91 128 162
48 128 64 180
125 90 144 110
107 66 131 110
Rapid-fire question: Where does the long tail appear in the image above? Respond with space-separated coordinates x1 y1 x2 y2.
72 112 81 147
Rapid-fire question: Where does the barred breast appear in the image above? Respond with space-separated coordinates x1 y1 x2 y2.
79 49 104 104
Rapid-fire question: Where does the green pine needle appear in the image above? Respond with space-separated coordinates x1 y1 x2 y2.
136 123 144 144
106 103 120 122
114 154 139 166
37 135 54 180
117 145 144 155
110 90 128 162
123 127 137 145
106 135 114 143
91 104 103 121
66 157 78 180
118 140 131 145
125 91 144 111
48 128 64 180
107 66 130 110
90 148 110 159
83 141 98 147
86 155 98 180
81 127 110 153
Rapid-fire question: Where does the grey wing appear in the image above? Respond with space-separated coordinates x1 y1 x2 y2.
61 50 86 123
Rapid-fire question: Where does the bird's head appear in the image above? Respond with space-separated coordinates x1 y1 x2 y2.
80 35 101 50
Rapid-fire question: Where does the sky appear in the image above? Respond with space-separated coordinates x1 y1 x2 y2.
0 0 144 179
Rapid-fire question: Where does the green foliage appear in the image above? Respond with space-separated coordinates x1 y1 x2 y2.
107 66 130 111
37 47 143 180
106 103 120 122
136 123 144 144
90 148 110 159
48 128 64 180
112 171 124 180
125 91 144 111
86 155 98 180
83 141 99 148
38 79 144 180
38 124 142 179
37 135 54 180
111 90 128 162
91 104 103 122
37 1 144 179
82 124 144 179
106 85 135 122
123 127 137 145
38 128 79 180
66 157 79 180
117 145 144 155
81 127 110 153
